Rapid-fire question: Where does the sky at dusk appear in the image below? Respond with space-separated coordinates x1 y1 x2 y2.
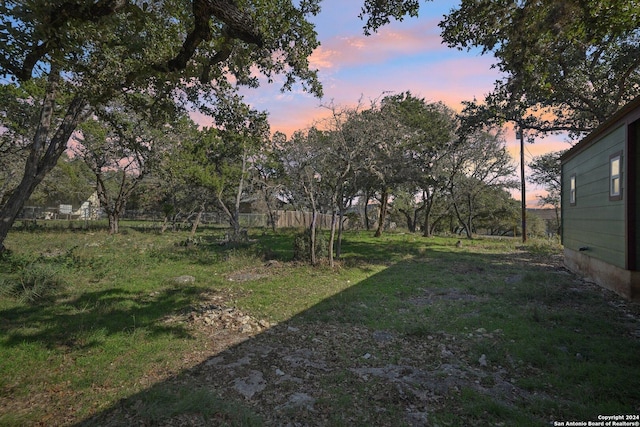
230 0 573 204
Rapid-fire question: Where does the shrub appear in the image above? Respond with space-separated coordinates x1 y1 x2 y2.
526 237 563 256
0 263 65 304
293 228 328 262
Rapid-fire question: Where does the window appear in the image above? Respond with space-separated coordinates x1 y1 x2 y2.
570 174 576 206
610 152 622 201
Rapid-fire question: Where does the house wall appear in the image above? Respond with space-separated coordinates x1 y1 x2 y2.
633 120 640 269
562 124 626 269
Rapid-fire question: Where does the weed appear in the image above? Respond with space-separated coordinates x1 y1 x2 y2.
0 262 65 304
525 237 563 255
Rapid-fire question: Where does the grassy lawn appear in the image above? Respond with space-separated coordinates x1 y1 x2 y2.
1 223 639 426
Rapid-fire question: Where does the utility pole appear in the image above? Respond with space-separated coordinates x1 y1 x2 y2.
517 127 527 243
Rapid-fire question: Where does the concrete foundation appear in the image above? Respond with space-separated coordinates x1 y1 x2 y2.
564 248 640 301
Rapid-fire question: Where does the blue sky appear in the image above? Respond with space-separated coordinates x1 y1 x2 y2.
242 0 500 137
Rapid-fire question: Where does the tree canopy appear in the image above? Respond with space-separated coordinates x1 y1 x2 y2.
440 0 640 137
0 0 324 251
357 0 640 137
0 0 322 97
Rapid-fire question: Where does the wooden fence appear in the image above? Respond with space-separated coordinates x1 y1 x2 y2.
273 210 335 229
236 211 337 229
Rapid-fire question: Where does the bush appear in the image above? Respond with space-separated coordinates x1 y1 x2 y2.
525 237 563 256
0 263 65 304
293 228 328 262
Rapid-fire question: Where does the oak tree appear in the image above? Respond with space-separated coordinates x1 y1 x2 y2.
75 99 171 234
528 150 566 234
0 0 323 251
440 0 640 137
445 130 518 238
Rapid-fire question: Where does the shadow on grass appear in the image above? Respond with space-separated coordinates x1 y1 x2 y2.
72 242 640 426
0 285 204 350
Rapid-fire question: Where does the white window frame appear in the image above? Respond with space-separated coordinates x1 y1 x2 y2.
610 152 622 201
569 174 576 206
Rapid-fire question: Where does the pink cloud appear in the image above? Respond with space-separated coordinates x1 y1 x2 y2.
310 19 445 71
308 55 499 114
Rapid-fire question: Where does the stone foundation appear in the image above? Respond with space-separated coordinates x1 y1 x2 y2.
564 248 640 301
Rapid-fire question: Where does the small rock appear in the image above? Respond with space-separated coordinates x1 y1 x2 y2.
372 330 395 344
363 353 372 359
440 344 453 358
171 275 196 285
205 356 224 366
233 370 266 399
275 368 285 376
287 326 300 332
259 320 271 328
280 392 316 411
476 328 487 334
479 354 488 367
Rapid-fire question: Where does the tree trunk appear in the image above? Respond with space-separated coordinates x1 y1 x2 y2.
399 209 415 232
96 173 116 234
328 209 337 268
217 146 247 240
231 211 241 237
422 199 434 238
374 189 389 238
190 203 205 238
451 198 472 239
233 147 247 237
302 178 318 265
336 207 345 259
266 199 278 232
95 170 138 235
217 196 239 235
422 207 432 237
363 189 372 230
310 208 317 266
108 212 119 234
429 215 444 236
412 209 421 233
466 194 473 237
0 71 87 252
